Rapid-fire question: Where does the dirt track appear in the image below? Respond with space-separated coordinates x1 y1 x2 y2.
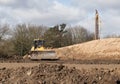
1 58 120 64
0 63 120 69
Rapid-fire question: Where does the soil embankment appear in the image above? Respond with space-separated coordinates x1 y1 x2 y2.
56 38 120 60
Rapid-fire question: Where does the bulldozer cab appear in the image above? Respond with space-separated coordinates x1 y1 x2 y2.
33 39 45 49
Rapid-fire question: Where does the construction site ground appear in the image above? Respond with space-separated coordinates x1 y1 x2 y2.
0 58 120 84
0 38 120 84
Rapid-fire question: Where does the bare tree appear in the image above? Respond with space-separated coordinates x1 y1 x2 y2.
0 24 14 58
105 34 120 38
66 26 94 44
0 24 9 41
12 24 47 56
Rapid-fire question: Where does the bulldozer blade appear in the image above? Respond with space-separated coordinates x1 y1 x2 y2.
30 51 59 60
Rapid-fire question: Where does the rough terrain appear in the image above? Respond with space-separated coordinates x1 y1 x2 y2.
0 63 120 84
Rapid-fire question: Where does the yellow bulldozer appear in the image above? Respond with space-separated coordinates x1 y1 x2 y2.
24 39 59 60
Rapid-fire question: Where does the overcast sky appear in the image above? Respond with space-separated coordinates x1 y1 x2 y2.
0 0 120 36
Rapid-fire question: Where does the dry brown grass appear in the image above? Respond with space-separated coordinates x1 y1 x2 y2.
55 38 120 60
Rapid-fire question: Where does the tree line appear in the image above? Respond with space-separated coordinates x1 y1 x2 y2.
0 23 94 57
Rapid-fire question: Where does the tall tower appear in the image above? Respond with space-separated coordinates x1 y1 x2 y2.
95 9 100 40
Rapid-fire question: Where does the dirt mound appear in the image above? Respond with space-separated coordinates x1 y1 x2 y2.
56 38 120 60
0 63 120 84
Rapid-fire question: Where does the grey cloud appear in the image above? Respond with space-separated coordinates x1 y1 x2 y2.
71 0 120 9
0 0 120 36
0 0 54 11
0 0 83 26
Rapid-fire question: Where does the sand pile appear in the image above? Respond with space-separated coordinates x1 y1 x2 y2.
56 38 120 60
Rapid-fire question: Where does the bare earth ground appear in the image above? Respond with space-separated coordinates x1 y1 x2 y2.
0 63 120 69
0 62 120 84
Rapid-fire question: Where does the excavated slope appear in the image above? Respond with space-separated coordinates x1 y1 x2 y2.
56 38 120 60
